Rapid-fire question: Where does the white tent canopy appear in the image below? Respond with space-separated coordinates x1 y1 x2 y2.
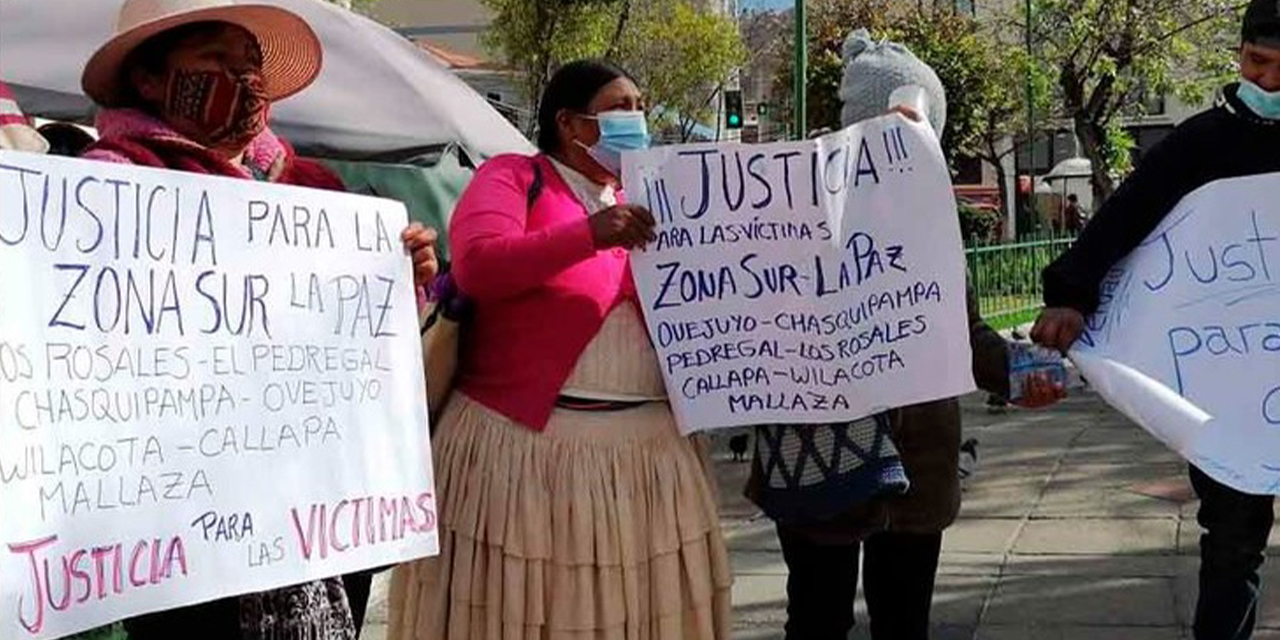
0 0 533 161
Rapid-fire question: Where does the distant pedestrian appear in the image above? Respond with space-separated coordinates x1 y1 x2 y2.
1063 194 1084 234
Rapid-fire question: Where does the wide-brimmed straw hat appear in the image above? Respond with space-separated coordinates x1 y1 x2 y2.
82 0 323 107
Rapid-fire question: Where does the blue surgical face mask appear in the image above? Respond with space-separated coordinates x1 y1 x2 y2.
1237 78 1280 120
575 110 651 178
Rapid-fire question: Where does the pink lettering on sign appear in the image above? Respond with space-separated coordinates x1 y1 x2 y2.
7 534 188 635
290 492 435 561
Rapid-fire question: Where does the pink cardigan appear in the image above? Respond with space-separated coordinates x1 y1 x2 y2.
451 154 636 430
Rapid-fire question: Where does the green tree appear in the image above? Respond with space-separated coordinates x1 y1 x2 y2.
771 0 899 136
771 1 1048 233
771 1 1020 164
969 46 1053 232
1021 0 1240 201
479 0 618 135
617 1 746 141
479 0 743 141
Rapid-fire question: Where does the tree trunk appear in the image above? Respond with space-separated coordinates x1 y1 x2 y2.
606 0 633 60
991 154 1011 241
1072 114 1116 205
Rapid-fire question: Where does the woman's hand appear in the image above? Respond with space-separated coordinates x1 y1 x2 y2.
1013 372 1067 409
402 223 440 288
887 104 924 122
589 204 657 250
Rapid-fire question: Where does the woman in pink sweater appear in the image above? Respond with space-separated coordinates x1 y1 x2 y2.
388 60 732 640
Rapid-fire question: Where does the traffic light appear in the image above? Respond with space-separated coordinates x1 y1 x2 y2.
725 90 743 130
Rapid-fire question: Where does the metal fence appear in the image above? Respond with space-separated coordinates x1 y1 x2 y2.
67 626 127 640
965 232 1076 331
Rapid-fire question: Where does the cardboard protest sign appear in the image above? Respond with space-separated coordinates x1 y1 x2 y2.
623 116 975 433
0 151 437 639
1071 173 1280 494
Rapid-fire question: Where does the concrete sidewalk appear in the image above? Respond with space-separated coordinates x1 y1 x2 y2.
362 389 1280 639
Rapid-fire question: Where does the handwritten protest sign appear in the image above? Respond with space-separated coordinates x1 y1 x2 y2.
1071 173 1280 494
624 116 975 433
0 151 437 639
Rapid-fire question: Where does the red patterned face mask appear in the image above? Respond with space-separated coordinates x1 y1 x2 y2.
164 67 269 151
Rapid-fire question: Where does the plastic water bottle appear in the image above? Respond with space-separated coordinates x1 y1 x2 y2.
1008 342 1068 402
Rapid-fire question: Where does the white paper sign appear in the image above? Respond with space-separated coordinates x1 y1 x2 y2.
1071 173 1280 494
0 151 438 639
624 117 976 433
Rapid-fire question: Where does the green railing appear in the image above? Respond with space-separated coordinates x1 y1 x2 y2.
68 626 128 640
965 232 1076 331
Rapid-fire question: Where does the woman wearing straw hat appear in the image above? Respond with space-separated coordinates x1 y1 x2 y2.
77 1 438 638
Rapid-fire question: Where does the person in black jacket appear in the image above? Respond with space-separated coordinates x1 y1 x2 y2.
1033 2 1280 638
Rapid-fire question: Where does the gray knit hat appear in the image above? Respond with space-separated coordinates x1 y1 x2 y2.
839 29 947 136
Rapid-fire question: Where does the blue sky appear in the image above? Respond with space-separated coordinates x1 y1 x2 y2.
740 0 792 9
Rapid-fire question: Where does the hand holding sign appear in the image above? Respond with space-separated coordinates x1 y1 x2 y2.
401 222 440 288
1069 172 1280 494
591 204 657 250
0 152 439 639
623 116 976 433
1032 307 1087 354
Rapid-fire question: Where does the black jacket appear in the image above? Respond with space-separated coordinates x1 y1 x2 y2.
1043 84 1280 315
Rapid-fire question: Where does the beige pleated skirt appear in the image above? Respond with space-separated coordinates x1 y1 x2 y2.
388 307 733 640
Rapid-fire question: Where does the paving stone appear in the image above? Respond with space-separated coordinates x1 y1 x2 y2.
733 550 789 576
850 624 974 640
944 518 1024 554
731 574 788 618
723 517 782 552
938 553 1006 576
978 625 1182 640
1062 428 1184 466
731 626 784 640
926 574 998 626
1033 464 1187 518
1001 554 1182 578
1015 518 1179 556
959 466 1049 519
985 575 1178 626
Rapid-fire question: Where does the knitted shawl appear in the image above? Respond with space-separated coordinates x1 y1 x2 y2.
750 415 909 526
83 108 343 191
